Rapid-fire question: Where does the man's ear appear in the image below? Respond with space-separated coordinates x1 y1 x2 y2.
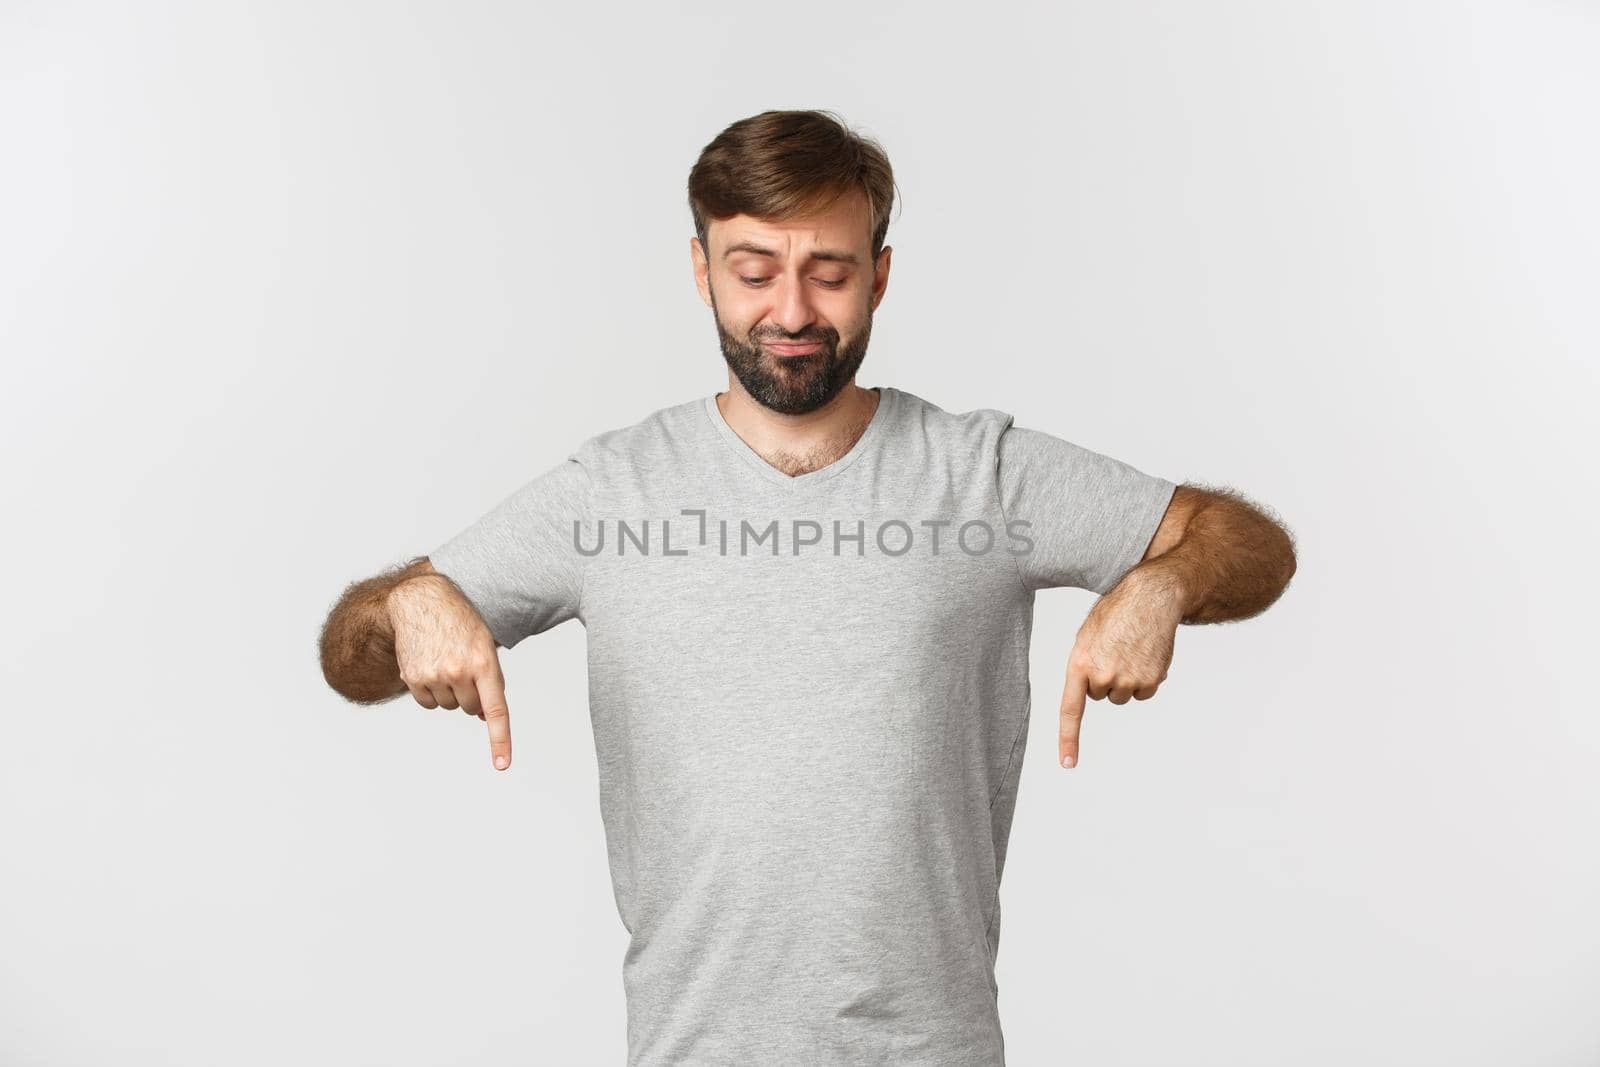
690 235 713 307
870 244 892 311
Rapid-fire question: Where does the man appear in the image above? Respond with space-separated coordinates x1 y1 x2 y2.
319 109 1296 1065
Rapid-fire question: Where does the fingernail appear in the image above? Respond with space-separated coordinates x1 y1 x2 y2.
1061 754 1075 768
495 756 508 770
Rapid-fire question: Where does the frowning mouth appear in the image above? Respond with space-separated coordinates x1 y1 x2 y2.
762 341 824 357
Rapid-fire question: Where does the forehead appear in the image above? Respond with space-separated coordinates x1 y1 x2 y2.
710 191 872 262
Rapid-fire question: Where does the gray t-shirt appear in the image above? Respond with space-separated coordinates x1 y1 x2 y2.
428 384 1176 1065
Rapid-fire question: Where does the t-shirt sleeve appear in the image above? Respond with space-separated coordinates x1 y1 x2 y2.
425 455 593 648
996 423 1177 595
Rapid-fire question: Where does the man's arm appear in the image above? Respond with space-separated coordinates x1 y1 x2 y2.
318 556 438 704
1127 484 1298 624
319 453 590 773
318 555 516 771
1057 482 1297 769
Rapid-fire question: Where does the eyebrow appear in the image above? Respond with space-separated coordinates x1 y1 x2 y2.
721 240 860 266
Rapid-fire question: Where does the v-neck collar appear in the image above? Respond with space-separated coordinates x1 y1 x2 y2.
703 386 895 488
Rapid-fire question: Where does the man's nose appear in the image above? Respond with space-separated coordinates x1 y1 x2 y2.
768 276 817 335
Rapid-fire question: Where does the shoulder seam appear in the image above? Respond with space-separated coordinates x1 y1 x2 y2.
569 450 596 625
990 415 1032 600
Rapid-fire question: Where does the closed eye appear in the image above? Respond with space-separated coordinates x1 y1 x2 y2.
740 277 846 289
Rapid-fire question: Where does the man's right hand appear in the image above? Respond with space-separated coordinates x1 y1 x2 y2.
386 571 513 772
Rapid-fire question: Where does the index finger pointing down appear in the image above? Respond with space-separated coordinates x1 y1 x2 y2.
477 669 512 771
1059 667 1087 769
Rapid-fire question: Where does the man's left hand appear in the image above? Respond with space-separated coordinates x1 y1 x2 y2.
1058 571 1185 769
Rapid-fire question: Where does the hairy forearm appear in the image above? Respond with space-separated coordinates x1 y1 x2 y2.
318 556 439 703
1130 488 1297 625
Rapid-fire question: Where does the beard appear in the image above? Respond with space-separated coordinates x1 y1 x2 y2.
708 282 872 416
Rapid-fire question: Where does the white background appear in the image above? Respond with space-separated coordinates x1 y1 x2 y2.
3 2 1596 1064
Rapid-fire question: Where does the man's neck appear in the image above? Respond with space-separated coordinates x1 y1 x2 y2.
714 381 881 478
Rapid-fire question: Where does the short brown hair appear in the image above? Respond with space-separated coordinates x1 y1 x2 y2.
687 109 899 261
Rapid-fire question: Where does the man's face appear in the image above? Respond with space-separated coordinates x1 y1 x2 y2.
692 191 892 415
